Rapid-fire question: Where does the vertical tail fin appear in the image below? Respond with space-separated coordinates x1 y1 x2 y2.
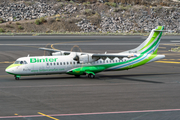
130 26 164 54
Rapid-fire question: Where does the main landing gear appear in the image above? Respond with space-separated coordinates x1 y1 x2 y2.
87 73 95 78
14 75 20 80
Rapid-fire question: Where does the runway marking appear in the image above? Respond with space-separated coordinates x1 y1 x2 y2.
0 109 180 119
155 61 180 64
38 112 59 120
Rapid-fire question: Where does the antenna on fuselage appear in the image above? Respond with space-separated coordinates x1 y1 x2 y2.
27 54 30 57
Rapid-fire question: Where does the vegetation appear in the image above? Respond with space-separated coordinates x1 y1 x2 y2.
34 17 46 25
56 17 61 22
0 18 4 23
83 1 90 5
35 19 40 25
105 2 117 7
40 17 46 23
16 22 21 25
118 5 131 10
83 9 95 16
70 0 74 3
0 28 5 32
18 25 23 30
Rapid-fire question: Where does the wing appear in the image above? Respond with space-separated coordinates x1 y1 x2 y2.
39 47 61 52
92 53 138 60
39 47 71 55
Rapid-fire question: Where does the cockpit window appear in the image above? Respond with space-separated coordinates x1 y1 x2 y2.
14 60 27 64
14 61 20 64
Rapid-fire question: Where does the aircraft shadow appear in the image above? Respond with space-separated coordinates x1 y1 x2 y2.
97 72 180 84
19 72 179 84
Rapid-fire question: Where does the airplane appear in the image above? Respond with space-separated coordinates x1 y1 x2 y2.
6 26 165 80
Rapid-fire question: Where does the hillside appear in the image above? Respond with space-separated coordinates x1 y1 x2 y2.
0 0 180 33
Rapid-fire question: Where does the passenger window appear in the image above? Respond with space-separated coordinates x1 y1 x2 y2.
106 60 108 63
57 62 59 65
70 62 72 64
73 62 75 64
67 62 69 65
116 60 117 63
50 63 52 65
60 62 62 65
63 62 65 65
47 63 49 66
54 63 56 65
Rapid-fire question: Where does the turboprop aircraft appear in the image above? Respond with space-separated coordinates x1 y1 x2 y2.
6 26 165 80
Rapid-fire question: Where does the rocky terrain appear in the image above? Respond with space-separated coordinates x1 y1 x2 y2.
0 0 180 33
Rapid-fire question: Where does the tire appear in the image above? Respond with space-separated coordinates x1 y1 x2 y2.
88 74 95 79
15 77 19 80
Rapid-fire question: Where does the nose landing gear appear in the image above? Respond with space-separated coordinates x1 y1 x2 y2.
14 75 20 80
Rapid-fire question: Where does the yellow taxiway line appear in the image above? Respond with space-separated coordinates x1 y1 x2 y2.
0 61 14 64
155 61 180 64
38 112 59 120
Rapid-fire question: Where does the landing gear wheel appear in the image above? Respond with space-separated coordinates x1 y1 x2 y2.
75 75 80 78
14 75 20 80
88 74 95 79
15 77 19 80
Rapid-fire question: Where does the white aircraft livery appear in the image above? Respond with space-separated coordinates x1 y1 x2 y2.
6 26 165 80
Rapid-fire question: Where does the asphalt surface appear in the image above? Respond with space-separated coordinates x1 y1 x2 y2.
0 36 180 120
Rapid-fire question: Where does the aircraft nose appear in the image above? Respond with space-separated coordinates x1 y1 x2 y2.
5 64 15 74
5 66 12 74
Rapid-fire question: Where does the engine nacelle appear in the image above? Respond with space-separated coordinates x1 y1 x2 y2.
75 54 98 63
52 52 64 56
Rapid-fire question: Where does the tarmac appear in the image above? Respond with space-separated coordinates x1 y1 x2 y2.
0 36 180 120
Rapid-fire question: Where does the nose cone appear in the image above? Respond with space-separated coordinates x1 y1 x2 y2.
5 64 21 74
5 64 14 74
